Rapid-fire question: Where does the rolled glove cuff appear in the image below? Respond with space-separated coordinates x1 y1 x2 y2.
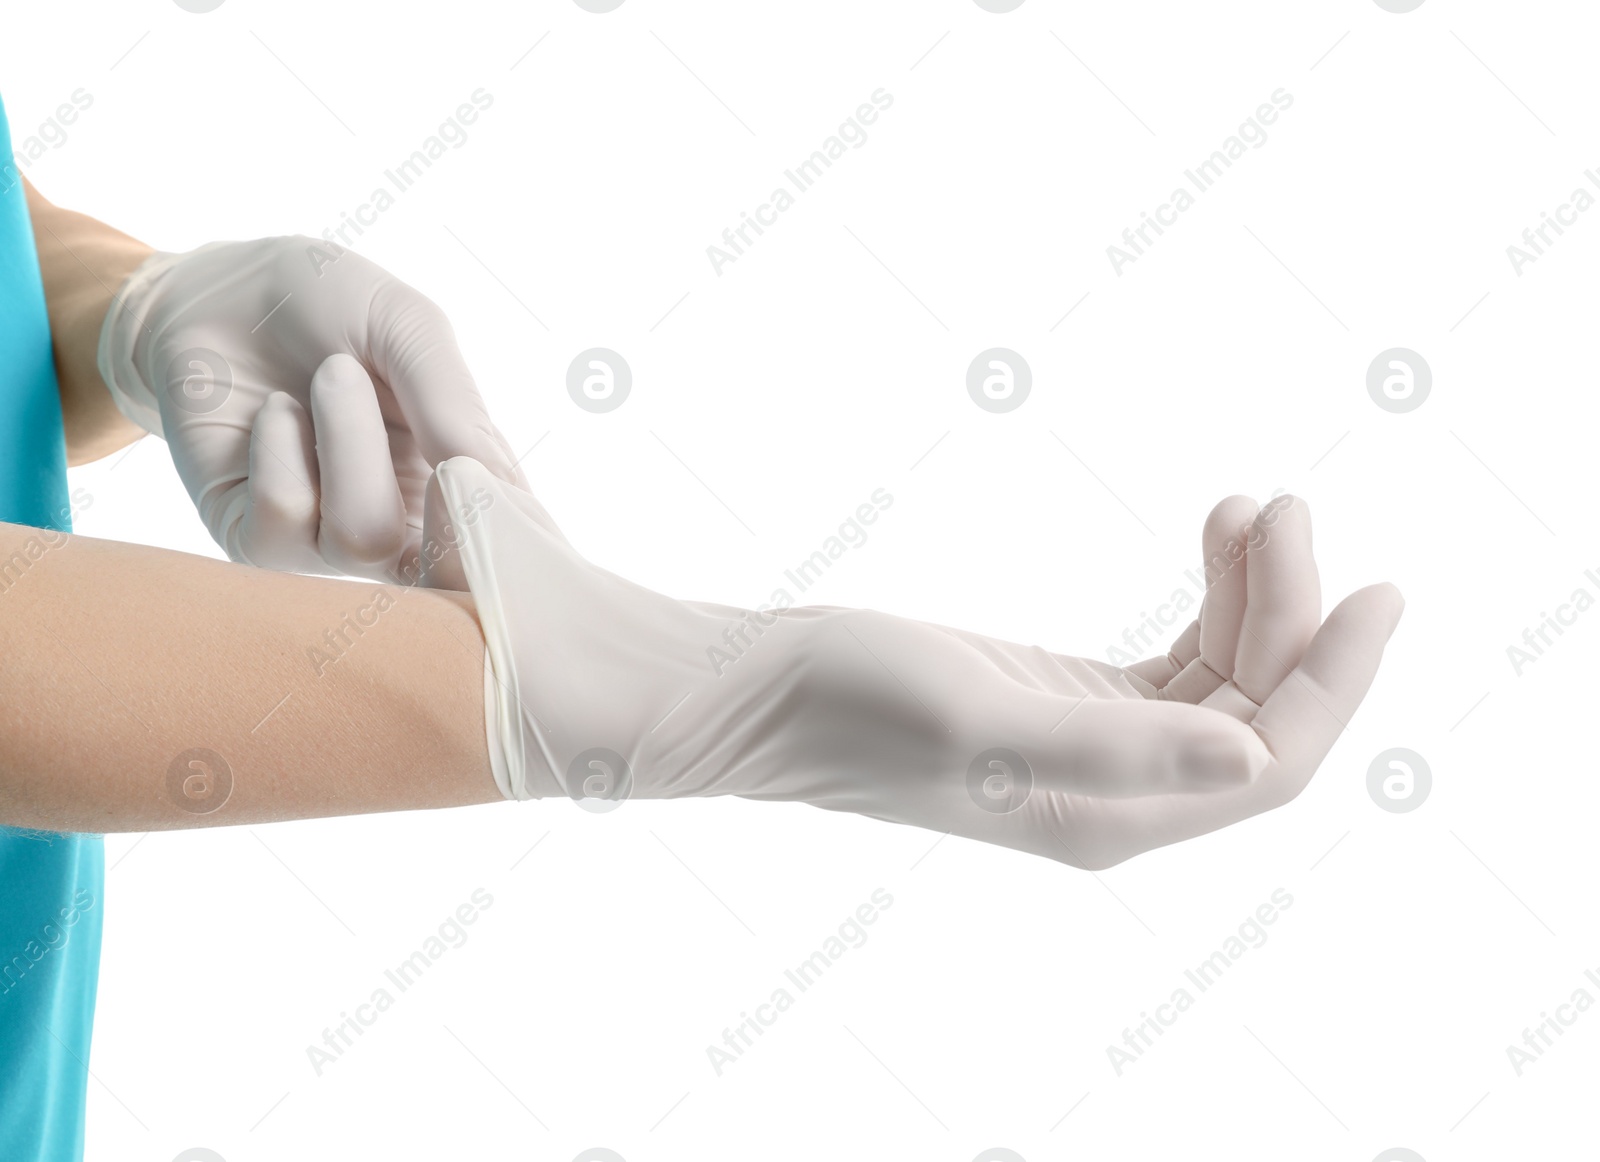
480 651 566 802
455 478 567 803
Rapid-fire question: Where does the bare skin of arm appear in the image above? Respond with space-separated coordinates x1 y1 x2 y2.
24 174 152 465
0 520 500 833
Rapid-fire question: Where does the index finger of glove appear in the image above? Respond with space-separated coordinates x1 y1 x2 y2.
367 281 528 489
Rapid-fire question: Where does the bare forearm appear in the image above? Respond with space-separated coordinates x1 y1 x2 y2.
24 176 152 465
0 522 498 832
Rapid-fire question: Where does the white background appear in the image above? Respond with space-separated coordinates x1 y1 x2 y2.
4 1 1597 1159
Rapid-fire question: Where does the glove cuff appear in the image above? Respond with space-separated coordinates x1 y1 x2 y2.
441 458 567 803
95 242 236 439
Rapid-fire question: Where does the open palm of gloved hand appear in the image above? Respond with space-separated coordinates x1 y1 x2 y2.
97 236 526 582
422 458 1402 869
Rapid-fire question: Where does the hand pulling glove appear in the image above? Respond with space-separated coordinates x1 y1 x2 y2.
99 236 525 582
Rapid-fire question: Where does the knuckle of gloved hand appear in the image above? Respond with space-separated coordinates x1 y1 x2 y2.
277 233 373 288
270 235 316 279
395 284 451 335
253 478 318 525
367 279 445 346
327 524 405 569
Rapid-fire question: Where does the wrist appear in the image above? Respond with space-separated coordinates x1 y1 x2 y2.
55 245 152 464
26 180 155 463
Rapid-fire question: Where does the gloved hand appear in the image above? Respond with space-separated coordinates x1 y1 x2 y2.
424 457 1402 869
97 236 525 582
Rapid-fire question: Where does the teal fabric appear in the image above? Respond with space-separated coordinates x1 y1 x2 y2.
0 93 104 1162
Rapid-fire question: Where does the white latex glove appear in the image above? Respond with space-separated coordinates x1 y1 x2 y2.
426 458 1403 869
97 237 525 582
